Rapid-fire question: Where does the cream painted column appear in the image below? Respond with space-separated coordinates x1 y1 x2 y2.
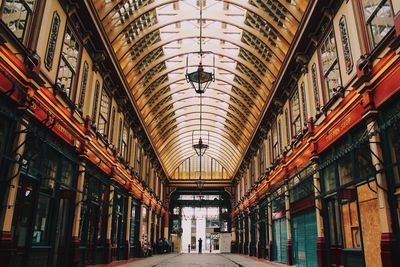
138 203 145 244
367 117 397 266
71 158 86 263
147 208 153 244
0 118 28 239
153 211 157 245
285 184 292 265
312 158 326 267
106 184 114 262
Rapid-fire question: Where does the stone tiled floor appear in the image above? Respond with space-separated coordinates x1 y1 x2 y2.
100 253 290 267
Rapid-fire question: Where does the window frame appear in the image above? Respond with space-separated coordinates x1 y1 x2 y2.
0 0 37 43
318 27 342 103
290 89 302 138
358 0 395 51
97 88 111 137
56 24 82 100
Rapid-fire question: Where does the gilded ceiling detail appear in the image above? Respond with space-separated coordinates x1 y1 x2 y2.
93 0 308 180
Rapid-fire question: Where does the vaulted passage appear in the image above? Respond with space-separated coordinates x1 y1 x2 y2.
0 0 400 267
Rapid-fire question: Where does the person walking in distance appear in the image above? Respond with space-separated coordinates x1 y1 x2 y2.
198 238 202 254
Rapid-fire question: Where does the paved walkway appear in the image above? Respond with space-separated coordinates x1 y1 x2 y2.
97 253 290 267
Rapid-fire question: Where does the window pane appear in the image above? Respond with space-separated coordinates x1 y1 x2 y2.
290 90 301 136
327 199 342 245
321 31 337 75
98 90 110 136
57 58 74 96
338 152 353 186
363 0 394 47
325 63 341 99
57 27 80 98
1 0 35 40
32 195 51 245
323 163 336 192
320 29 341 100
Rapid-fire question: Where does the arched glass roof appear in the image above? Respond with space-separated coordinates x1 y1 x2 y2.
93 0 309 179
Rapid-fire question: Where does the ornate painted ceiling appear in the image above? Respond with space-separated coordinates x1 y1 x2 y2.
93 0 309 180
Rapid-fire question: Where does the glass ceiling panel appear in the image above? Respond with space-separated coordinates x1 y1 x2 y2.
95 0 309 180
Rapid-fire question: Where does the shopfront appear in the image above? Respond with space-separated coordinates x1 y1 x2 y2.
320 125 376 267
249 206 257 256
271 188 287 263
11 122 79 267
289 165 317 267
110 184 128 261
78 165 110 265
129 198 140 258
258 199 268 259
380 94 400 254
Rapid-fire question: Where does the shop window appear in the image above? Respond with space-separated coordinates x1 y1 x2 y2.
337 142 353 186
32 195 51 245
289 165 314 203
327 198 343 245
57 26 81 99
42 150 58 191
321 126 374 192
361 0 394 48
98 89 110 137
0 0 36 41
290 89 302 137
60 159 73 187
321 153 337 192
320 29 341 101
130 204 138 245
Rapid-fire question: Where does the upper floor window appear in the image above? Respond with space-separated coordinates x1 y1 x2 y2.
361 0 394 48
0 0 36 41
290 89 302 137
121 123 128 159
320 29 341 101
272 122 279 160
57 26 81 99
98 89 110 137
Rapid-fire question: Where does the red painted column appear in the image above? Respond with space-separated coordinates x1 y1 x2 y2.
317 236 326 267
0 231 13 266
